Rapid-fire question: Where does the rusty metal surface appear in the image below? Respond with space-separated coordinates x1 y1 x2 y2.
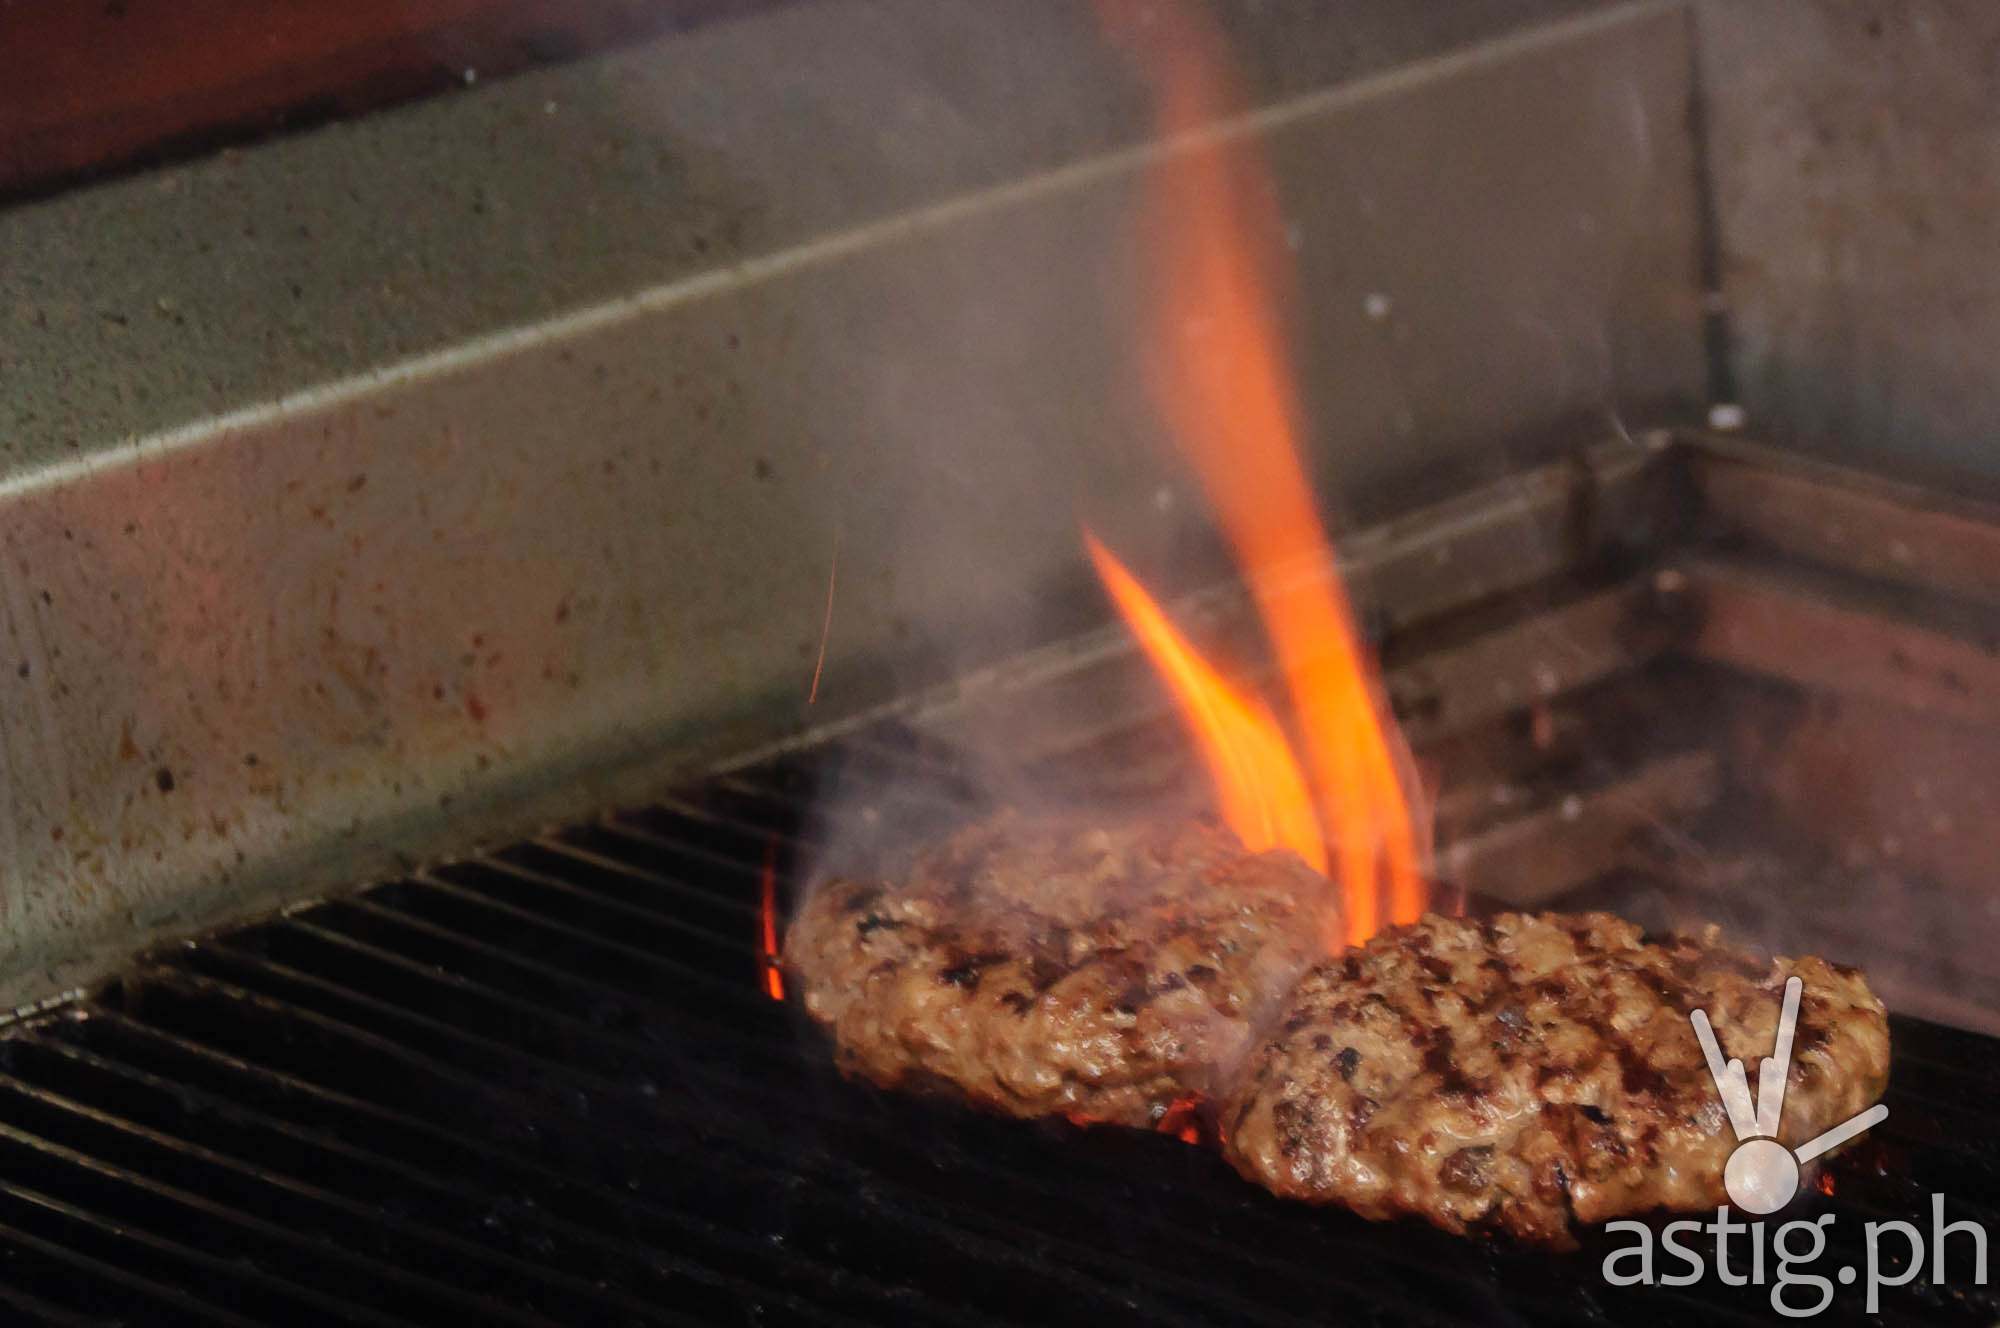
1437 747 1721 906
1574 696 2000 1039
1695 0 2000 478
0 1 1704 1004
1692 434 2000 607
1681 554 2000 726
1730 689 2000 916
1384 575 1690 746
905 437 1681 769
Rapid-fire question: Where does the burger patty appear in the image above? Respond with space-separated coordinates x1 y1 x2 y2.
1221 912 1889 1246
784 811 1335 1128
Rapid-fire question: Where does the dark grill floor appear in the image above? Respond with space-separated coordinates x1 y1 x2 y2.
1 730 1996 1326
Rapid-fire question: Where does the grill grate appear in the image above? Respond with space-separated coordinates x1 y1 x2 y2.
1 722 1996 1326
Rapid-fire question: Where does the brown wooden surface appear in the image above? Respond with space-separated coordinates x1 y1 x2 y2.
0 0 781 201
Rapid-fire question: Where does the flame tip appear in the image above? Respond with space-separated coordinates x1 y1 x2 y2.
1089 0 1431 950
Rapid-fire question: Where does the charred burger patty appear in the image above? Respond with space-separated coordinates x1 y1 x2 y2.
1221 911 1890 1245
784 812 1333 1128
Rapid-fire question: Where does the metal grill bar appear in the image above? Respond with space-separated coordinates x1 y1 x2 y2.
0 1073 678 1326
1 1035 816 1321
47 1011 938 1325
0 1277 118 1328
0 1210 276 1328
0 723 1993 1325
148 980 1336 1320
0 1141 435 1327
85 981 1319 1324
0 1272 116 1328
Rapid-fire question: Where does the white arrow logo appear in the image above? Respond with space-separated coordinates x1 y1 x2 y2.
1690 975 1889 1214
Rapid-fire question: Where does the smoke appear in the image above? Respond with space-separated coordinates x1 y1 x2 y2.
597 1 1715 906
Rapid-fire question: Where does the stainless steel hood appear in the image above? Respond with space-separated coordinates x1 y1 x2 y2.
0 0 1702 1004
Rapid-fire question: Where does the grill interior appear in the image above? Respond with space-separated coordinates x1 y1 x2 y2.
7 2 1997 1318
0 717 1995 1327
5 436 2000 1324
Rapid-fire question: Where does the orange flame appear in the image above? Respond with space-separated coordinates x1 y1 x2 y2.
1091 0 1430 947
759 840 785 1001
1087 534 1326 875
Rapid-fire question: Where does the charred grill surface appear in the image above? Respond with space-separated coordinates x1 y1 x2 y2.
785 812 1332 1127
1222 912 1890 1245
0 729 1986 1326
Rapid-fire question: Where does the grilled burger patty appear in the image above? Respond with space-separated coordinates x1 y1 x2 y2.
784 812 1334 1128
1222 912 1889 1245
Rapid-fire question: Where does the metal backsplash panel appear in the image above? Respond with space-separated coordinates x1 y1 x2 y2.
1697 0 2000 482
0 1 1703 1003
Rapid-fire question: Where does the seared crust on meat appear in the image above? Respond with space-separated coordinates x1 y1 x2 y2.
1221 912 1889 1246
784 811 1334 1127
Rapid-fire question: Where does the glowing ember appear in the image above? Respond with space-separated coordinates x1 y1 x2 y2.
1068 1097 1205 1146
1156 1095 1205 1147
1086 532 1326 877
759 840 785 1001
1090 0 1431 947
